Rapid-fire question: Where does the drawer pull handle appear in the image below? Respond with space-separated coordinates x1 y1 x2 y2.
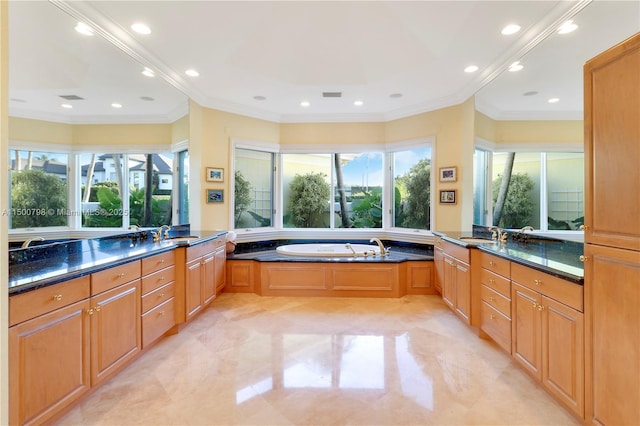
158 293 165 297
489 296 495 302
490 314 496 320
159 311 165 316
534 279 542 286
489 261 496 266
53 294 63 301
489 279 495 284
159 276 165 281
117 273 125 278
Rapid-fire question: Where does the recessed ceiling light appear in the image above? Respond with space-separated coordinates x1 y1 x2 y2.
253 96 266 101
300 100 311 108
501 24 521 35
389 93 403 98
185 69 199 77
508 61 524 72
558 20 578 34
142 67 155 77
464 65 479 73
111 103 123 109
354 100 364 106
548 98 560 103
61 104 73 109
131 22 151 35
75 22 94 36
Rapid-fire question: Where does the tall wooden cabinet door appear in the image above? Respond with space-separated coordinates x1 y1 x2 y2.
541 295 584 418
584 33 640 251
434 245 444 293
584 243 640 425
185 258 203 320
9 300 91 426
442 255 455 310
454 260 471 324
214 246 226 293
511 282 542 380
91 280 141 386
202 253 216 305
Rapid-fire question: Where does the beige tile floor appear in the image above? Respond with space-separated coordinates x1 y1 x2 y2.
56 293 580 425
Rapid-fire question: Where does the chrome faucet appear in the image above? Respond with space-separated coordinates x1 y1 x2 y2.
369 238 389 256
488 226 508 243
21 236 44 248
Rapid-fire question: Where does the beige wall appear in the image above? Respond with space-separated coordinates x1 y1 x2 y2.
280 122 385 145
172 114 189 144
494 120 582 144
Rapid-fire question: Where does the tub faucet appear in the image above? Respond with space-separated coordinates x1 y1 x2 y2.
369 238 389 256
345 243 357 255
21 236 44 248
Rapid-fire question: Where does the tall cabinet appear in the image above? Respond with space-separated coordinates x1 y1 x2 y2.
583 32 640 425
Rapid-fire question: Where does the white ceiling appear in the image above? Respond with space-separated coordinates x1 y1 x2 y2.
8 0 640 124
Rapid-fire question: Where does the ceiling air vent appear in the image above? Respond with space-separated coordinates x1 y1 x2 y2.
59 95 84 100
322 92 342 98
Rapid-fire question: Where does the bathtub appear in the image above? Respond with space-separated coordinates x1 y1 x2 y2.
275 243 381 257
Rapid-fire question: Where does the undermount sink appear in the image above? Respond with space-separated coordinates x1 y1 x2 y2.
458 237 495 243
165 235 199 242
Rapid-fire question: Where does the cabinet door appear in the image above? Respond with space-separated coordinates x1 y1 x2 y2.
9 300 90 426
202 253 216 305
185 257 203 320
512 282 542 380
584 243 640 425
441 255 455 310
214 246 226 294
542 295 584 418
584 34 640 250
454 260 471 324
91 280 141 386
434 246 444 293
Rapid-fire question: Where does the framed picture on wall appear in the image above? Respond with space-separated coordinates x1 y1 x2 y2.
439 189 456 204
206 167 224 182
207 189 224 203
439 166 457 182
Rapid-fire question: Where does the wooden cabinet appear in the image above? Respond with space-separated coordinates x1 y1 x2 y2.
584 33 640 426
405 261 435 295
439 240 471 324
89 261 141 386
141 251 176 348
479 252 512 353
584 243 640 425
183 236 226 322
433 237 444 294
584 33 640 251
511 265 584 418
9 276 91 426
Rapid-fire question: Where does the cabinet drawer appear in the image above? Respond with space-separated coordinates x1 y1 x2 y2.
479 252 510 278
141 282 175 314
141 251 175 276
481 301 512 354
480 268 511 297
9 275 90 326
91 260 141 296
142 298 175 348
141 265 175 294
511 263 583 312
481 284 511 318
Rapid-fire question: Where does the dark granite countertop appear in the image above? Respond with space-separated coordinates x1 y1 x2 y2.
227 239 433 263
433 230 584 284
9 228 227 295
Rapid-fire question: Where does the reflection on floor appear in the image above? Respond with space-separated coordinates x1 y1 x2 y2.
56 293 580 425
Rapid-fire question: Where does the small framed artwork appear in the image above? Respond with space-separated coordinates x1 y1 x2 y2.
207 189 224 203
206 167 224 182
439 189 456 204
439 166 457 183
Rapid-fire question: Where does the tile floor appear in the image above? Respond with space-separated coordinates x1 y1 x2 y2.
56 293 580 425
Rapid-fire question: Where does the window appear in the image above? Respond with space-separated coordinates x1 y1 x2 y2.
234 148 274 228
391 146 432 230
9 150 68 229
335 153 383 228
282 153 332 228
474 149 584 231
177 150 190 224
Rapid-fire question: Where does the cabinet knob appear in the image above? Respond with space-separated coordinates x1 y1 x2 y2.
53 294 63 301
579 255 588 262
537 304 544 311
579 225 588 231
87 308 94 315
534 279 542 286
489 261 496 267
95 306 101 312
160 259 165 263
159 276 165 281
489 279 495 284
158 293 165 298
117 273 125 278
490 314 496 320
532 301 537 308
159 311 165 316
489 296 495 302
